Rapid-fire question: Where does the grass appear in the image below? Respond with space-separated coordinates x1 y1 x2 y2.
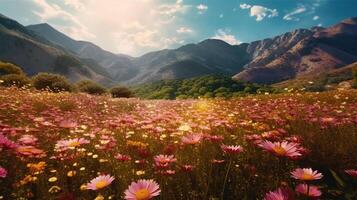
0 87 356 200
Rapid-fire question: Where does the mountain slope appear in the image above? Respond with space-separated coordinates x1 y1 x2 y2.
26 23 135 80
233 17 357 84
126 39 250 84
0 14 113 85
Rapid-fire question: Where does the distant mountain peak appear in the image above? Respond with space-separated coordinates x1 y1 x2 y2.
341 17 357 25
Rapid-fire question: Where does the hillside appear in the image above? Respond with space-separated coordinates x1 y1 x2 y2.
0 14 113 85
233 17 357 84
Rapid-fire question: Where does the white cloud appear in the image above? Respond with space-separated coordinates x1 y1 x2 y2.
197 4 208 14
313 15 319 20
211 29 241 45
30 0 193 56
250 5 278 21
156 0 191 16
240 3 251 9
240 4 278 21
283 6 307 21
31 0 94 40
177 27 193 34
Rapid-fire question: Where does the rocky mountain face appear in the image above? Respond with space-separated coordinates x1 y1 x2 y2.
26 23 250 84
1 13 357 85
0 15 113 85
233 17 357 84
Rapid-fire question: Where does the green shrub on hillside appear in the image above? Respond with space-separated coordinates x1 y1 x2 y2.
0 61 24 76
110 86 133 98
133 75 274 99
32 72 73 92
76 80 107 95
0 74 30 88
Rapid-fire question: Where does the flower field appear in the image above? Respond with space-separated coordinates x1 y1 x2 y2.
0 87 356 200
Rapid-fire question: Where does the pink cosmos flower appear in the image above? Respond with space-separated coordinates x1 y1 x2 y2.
153 154 176 168
221 144 244 154
264 187 295 200
86 175 114 190
115 153 132 162
18 134 38 145
181 134 202 145
0 134 18 149
345 169 357 178
55 138 89 151
181 165 194 172
259 141 302 158
0 167 7 178
124 179 161 200
295 184 321 197
291 168 323 181
59 120 77 128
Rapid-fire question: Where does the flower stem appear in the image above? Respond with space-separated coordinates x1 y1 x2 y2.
221 157 232 200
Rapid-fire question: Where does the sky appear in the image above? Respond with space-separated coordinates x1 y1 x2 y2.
0 0 357 56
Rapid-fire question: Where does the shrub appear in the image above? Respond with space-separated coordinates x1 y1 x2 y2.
0 61 24 76
32 73 73 92
110 86 133 98
0 74 30 88
76 80 107 95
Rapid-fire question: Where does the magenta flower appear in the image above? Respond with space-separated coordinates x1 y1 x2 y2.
115 153 132 162
345 169 357 178
124 179 161 200
259 140 302 158
295 184 321 197
153 154 176 168
86 175 114 190
221 144 243 154
264 187 295 200
181 134 202 145
291 168 323 181
18 134 38 145
0 167 7 178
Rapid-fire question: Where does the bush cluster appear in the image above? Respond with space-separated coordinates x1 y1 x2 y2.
133 75 277 99
0 61 133 97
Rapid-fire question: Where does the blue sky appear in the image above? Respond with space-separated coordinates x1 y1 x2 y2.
0 0 356 56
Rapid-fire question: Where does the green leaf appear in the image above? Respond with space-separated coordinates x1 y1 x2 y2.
329 169 345 188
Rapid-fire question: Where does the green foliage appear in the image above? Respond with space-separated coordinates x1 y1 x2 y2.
0 74 30 88
76 80 107 95
133 75 274 99
32 72 73 92
0 61 24 76
110 86 134 98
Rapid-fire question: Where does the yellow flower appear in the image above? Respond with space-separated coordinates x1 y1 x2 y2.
80 184 87 191
136 170 145 176
48 186 61 193
94 194 105 200
67 171 76 177
48 177 57 182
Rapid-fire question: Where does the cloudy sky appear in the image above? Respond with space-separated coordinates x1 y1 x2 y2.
0 0 356 56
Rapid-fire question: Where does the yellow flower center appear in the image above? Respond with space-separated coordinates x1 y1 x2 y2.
69 141 81 147
273 146 286 156
301 173 314 180
95 180 108 189
135 189 150 200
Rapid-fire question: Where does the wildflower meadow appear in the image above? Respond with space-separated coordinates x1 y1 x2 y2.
0 87 356 200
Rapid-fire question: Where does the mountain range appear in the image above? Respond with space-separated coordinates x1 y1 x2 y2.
1 13 357 86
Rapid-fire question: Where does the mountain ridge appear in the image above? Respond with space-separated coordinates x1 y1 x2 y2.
1 13 357 86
